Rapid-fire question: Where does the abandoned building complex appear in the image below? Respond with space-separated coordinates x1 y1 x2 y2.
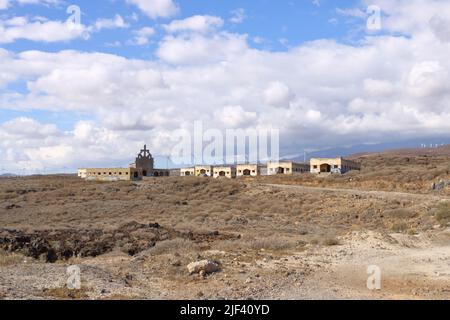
78 146 361 181
78 145 170 181
310 157 361 174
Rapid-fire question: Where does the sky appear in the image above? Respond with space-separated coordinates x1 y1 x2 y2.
1 0 450 173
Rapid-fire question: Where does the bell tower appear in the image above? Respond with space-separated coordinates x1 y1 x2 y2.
134 145 154 177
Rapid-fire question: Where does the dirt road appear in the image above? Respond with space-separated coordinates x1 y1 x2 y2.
264 183 450 202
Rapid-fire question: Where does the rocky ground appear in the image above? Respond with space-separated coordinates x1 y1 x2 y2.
0 153 449 300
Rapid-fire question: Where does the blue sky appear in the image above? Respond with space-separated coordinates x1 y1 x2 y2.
1 0 450 173
1 0 360 58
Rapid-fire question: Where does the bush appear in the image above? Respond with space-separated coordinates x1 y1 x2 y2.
436 202 450 225
391 222 408 233
149 238 199 255
322 238 340 246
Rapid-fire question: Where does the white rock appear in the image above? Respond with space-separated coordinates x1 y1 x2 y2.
187 260 220 275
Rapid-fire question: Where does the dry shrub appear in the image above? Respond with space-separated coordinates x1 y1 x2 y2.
245 236 298 251
391 222 408 233
43 287 90 300
148 238 199 255
385 208 417 219
322 238 340 246
0 250 24 266
436 202 450 225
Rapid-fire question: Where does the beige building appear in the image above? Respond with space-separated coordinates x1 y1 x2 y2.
213 166 236 179
310 157 361 174
153 169 170 177
195 166 213 177
180 168 195 177
78 167 143 181
236 164 261 177
267 161 310 175
78 145 169 181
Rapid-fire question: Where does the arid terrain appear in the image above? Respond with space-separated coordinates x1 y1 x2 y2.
1 150 450 300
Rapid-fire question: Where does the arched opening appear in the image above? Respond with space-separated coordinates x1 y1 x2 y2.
276 167 285 174
154 171 159 177
219 171 226 177
200 169 207 176
133 172 139 178
143 170 147 177
243 169 251 176
320 163 331 173
185 171 191 176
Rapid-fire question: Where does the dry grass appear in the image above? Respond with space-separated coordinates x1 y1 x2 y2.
436 202 450 226
391 222 409 233
322 238 340 246
43 287 91 300
0 250 24 266
148 238 200 255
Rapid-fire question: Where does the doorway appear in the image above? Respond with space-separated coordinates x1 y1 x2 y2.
320 163 331 173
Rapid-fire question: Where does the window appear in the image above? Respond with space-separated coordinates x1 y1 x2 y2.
313 165 318 169
252 170 256 173
334 165 339 169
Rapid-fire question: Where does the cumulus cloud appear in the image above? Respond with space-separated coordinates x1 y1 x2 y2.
156 32 248 64
0 16 90 43
216 105 257 128
230 8 246 24
1 0 60 8
262 81 295 108
93 15 129 31
129 26 156 45
126 0 179 19
163 15 224 34
0 0 10 10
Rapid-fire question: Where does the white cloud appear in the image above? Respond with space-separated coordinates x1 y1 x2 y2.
407 61 449 98
336 7 367 19
163 15 224 34
0 16 90 43
129 26 155 45
156 32 248 65
1 0 60 9
94 15 129 31
126 0 179 19
263 81 295 108
216 105 257 128
230 8 246 24
0 0 10 10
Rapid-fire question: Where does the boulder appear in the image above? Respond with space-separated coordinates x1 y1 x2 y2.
187 260 220 275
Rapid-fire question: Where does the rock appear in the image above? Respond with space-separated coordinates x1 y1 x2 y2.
171 260 182 267
187 260 220 275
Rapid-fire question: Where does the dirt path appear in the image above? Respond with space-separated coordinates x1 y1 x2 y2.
262 231 450 300
264 183 450 202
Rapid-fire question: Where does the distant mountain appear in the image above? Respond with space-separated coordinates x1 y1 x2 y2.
351 144 450 158
286 138 450 162
0 173 18 178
